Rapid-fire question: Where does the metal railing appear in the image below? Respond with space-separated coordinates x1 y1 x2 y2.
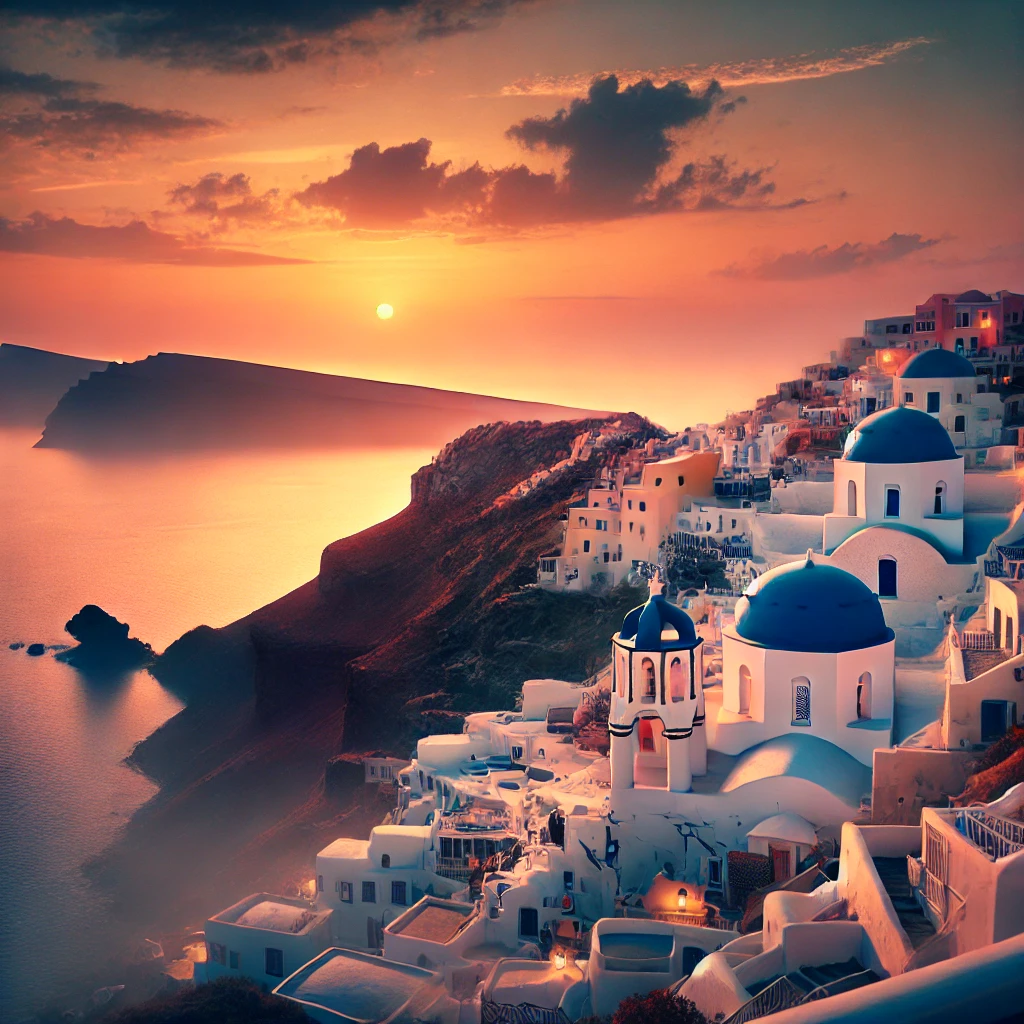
959 630 997 650
723 977 806 1024
954 809 1024 860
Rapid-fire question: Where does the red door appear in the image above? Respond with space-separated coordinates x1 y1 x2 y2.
769 845 791 882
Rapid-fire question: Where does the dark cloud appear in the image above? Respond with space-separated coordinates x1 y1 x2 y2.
297 75 793 231
0 62 222 155
718 232 941 280
297 138 489 228
0 64 93 99
168 172 279 225
0 211 309 265
2 0 530 74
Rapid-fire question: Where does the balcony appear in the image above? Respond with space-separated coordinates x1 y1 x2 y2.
953 808 1024 860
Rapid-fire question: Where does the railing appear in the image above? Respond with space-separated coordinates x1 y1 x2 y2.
802 969 877 1003
998 546 1024 562
922 868 948 920
722 544 753 559
954 809 1024 860
723 977 806 1024
959 630 997 650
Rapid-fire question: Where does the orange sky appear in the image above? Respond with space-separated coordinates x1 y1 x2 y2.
0 0 1021 428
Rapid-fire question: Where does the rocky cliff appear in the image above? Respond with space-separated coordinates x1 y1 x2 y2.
36 351 605 451
91 413 658 935
0 343 108 427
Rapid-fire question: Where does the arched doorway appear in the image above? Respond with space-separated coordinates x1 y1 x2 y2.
634 718 667 789
847 479 857 517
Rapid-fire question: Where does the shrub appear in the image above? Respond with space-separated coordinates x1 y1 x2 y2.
611 988 708 1024
101 978 311 1024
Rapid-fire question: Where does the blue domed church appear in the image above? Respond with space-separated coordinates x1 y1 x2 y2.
822 404 979 628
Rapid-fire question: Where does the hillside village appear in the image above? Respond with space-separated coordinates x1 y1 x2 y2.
190 288 1024 1023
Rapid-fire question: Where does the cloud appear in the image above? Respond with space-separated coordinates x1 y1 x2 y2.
718 232 941 280
2 0 532 74
0 62 222 156
297 75 796 231
168 171 280 226
500 37 934 97
0 211 310 265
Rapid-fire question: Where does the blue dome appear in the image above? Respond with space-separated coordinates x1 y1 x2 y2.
900 348 975 379
619 593 700 652
734 559 893 654
843 406 958 464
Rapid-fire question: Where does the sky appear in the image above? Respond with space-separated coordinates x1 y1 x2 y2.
0 0 1021 428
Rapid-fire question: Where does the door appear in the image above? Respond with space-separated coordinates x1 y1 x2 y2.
769 845 791 883
981 700 1016 742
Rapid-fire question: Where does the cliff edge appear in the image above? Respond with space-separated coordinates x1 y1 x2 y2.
0 343 108 428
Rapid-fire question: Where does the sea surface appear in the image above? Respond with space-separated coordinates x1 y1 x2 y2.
0 429 431 1022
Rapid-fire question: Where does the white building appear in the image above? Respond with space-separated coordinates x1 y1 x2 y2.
896 348 1003 463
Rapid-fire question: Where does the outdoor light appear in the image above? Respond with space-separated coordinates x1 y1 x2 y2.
554 951 567 970
677 888 688 910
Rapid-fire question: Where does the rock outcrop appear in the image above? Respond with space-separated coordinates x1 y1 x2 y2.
57 605 152 670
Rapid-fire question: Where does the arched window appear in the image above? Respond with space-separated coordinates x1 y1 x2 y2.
641 658 656 703
847 479 857 517
878 557 897 598
738 665 751 716
670 658 686 702
934 482 946 515
857 672 872 720
381 854 391 868
792 677 811 726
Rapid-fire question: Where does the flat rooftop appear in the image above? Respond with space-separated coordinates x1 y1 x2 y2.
211 893 330 935
274 948 439 1024
387 899 476 944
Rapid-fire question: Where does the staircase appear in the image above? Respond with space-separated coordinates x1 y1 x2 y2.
873 857 936 950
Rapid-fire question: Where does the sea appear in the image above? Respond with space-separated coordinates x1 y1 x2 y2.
0 429 432 1022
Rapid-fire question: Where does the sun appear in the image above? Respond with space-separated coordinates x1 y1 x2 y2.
376 303 394 320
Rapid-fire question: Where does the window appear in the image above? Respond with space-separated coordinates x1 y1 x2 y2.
731 519 737 529
392 881 407 906
627 500 633 509
934 482 946 515
381 853 391 868
641 657 656 703
583 540 591 553
578 516 587 527
638 501 646 512
229 950 239 970
426 775 434 790
885 487 900 518
670 657 686 702
603 551 610 563
265 948 284 978
595 519 607 531
655 477 663 486
738 665 751 716
511 745 523 760
519 907 539 938
956 393 963 404
878 557 898 598
857 672 872 720
208 942 226 966
362 881 376 903
927 391 940 413
902 322 912 334
718 515 723 532
792 678 811 726
904 391 914 405
338 881 353 903
1006 616 1015 652
563 870 575 892
886 324 898 334
970 337 978 351
678 475 685 486
847 479 857 517
540 558 556 573
628 522 633 532
954 414 966 432
707 857 723 889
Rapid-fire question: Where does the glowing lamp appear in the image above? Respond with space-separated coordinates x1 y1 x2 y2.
677 888 688 910
554 951 567 970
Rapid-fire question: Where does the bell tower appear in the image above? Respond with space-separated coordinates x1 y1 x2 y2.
608 574 705 793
